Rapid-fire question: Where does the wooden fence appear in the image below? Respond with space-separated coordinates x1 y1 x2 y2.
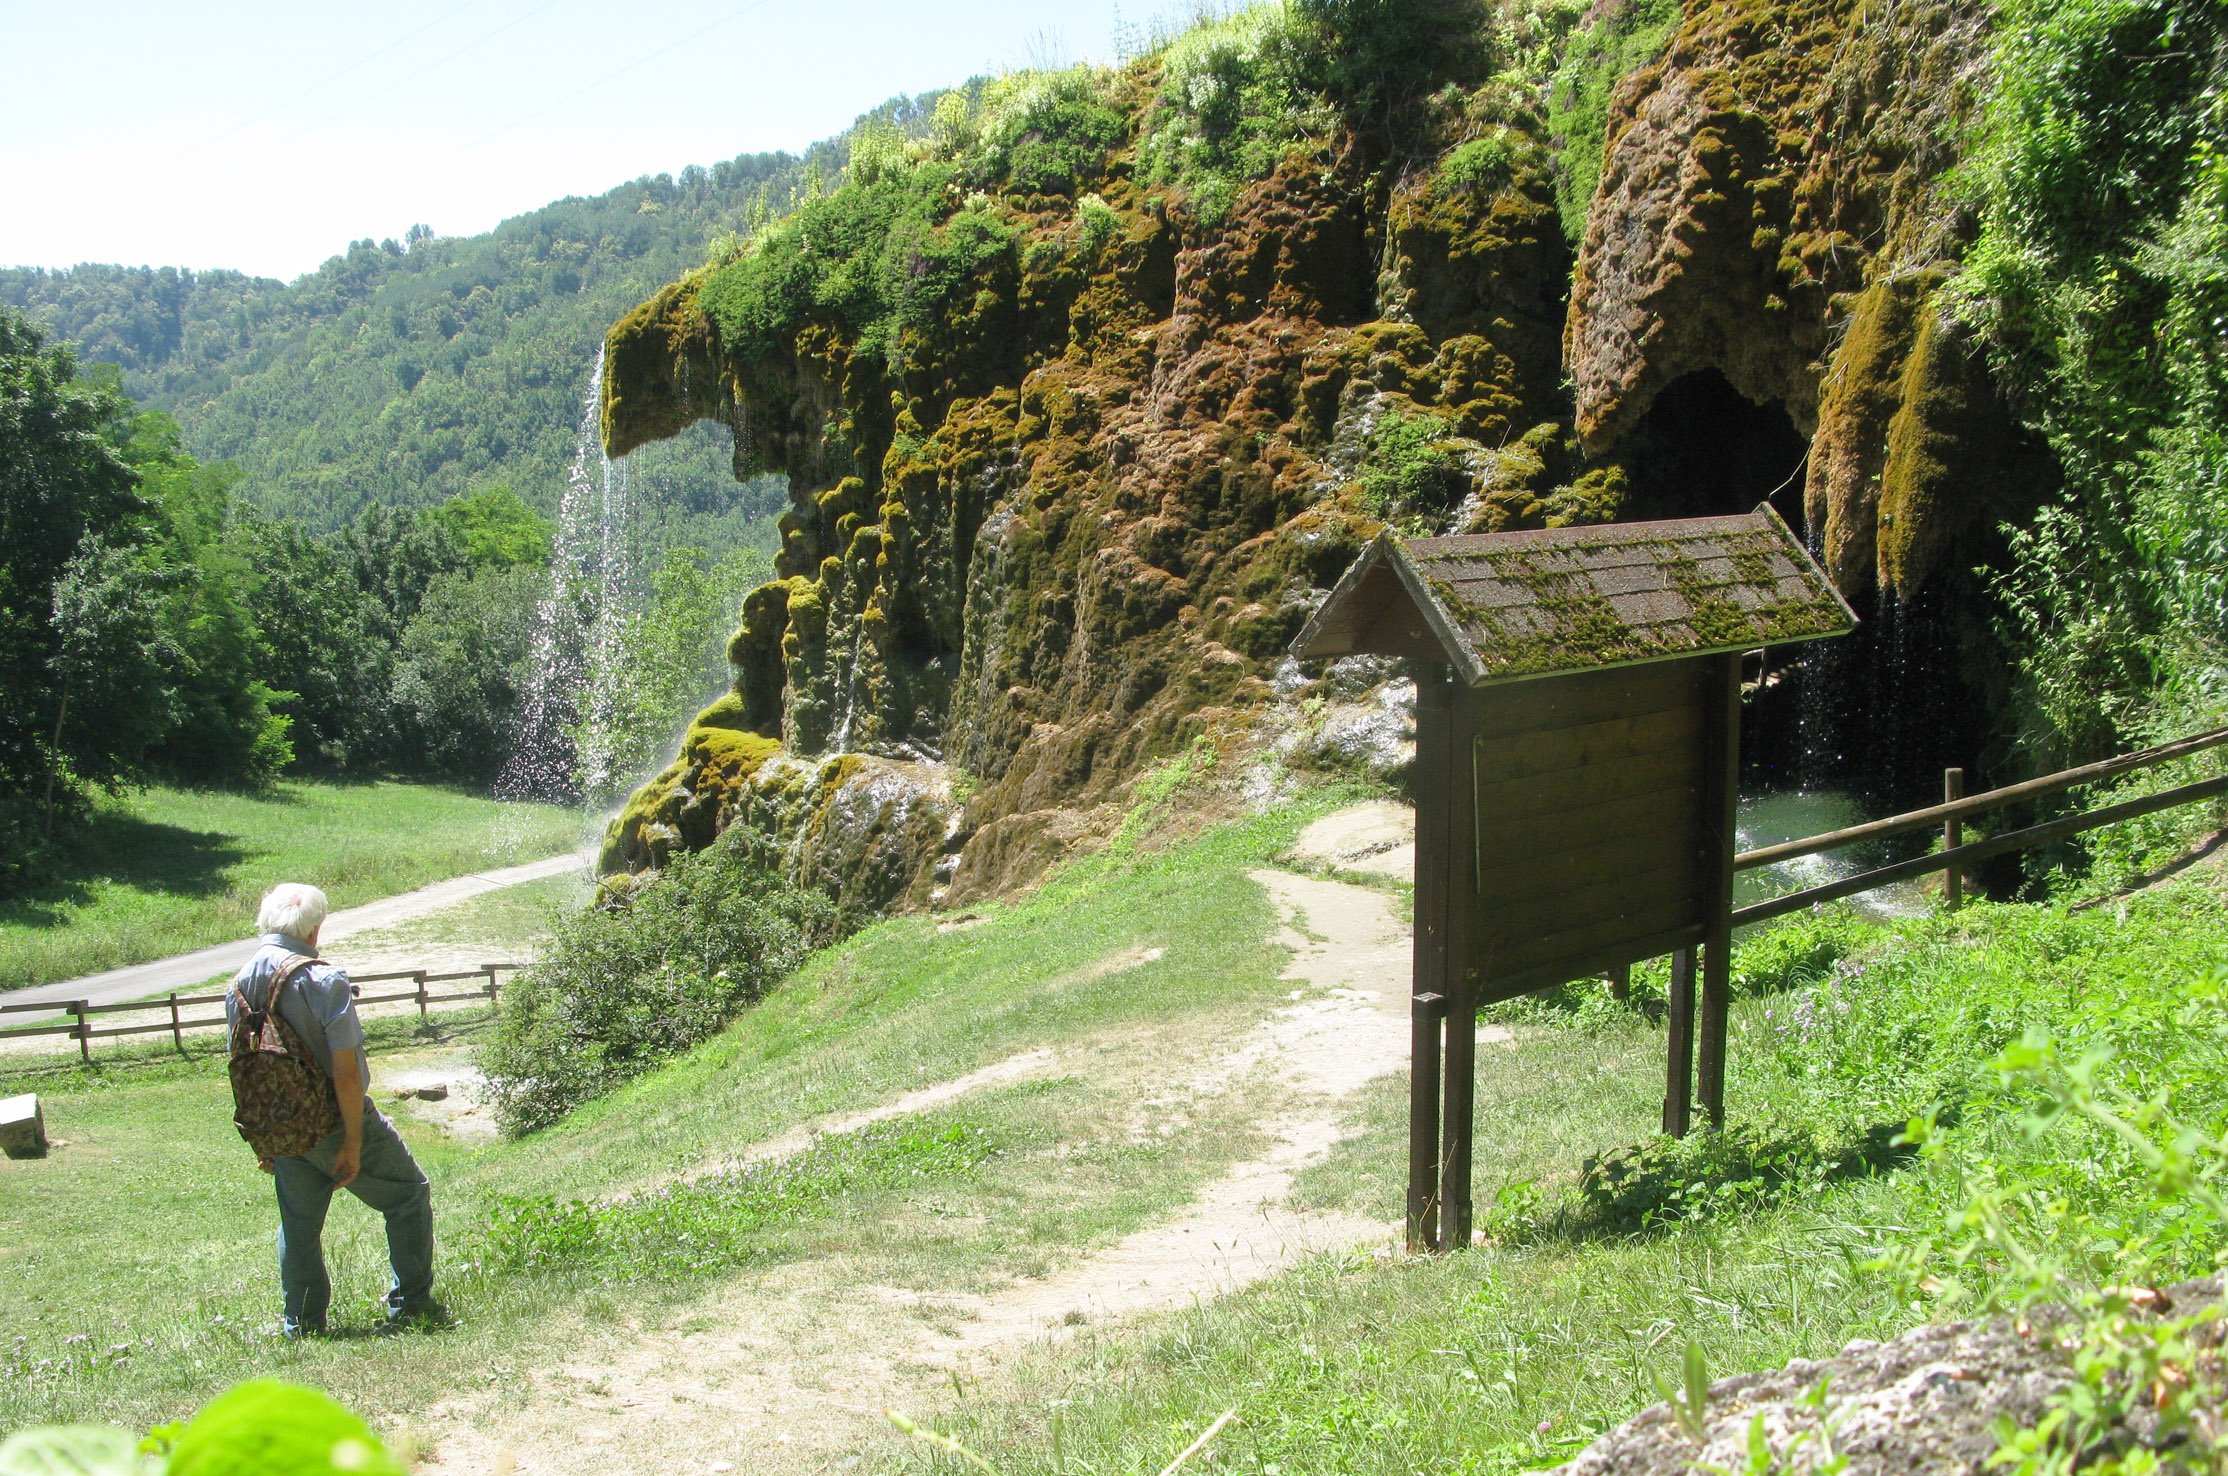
0 963 526 1063
1664 722 2228 1134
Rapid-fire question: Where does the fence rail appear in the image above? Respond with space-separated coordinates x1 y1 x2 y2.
1665 723 2228 1136
1730 724 2228 927
0 963 526 1062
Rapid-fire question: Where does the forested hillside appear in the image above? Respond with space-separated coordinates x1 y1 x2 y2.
2 135 899 528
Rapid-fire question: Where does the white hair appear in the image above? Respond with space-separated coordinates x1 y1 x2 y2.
257 883 329 941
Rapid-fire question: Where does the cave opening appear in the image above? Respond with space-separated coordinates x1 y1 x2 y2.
1609 370 1991 814
1616 369 1810 526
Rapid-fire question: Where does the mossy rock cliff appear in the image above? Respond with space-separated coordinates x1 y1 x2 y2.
598 0 2069 893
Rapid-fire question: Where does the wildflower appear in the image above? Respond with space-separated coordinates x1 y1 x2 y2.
63 1334 88 1345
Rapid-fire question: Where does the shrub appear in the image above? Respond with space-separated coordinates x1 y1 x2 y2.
479 823 839 1133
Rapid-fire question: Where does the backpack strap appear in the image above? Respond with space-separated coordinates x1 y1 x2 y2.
233 953 318 1028
263 954 318 1015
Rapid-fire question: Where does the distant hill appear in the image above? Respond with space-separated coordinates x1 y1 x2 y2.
1 145 858 531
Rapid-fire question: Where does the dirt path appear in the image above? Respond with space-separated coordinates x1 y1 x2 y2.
420 841 1501 1474
0 851 588 1023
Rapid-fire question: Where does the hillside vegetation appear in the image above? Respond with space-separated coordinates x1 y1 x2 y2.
1 149 839 527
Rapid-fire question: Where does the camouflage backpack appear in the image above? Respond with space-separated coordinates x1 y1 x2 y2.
227 955 341 1158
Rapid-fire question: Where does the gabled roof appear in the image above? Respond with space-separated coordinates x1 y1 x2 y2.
1291 505 1856 686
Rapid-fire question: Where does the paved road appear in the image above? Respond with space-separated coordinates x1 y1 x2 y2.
0 851 588 1023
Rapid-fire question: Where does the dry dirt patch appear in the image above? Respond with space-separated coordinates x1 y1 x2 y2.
421 815 1485 1474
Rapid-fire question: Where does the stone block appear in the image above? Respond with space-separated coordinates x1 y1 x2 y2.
0 1094 47 1159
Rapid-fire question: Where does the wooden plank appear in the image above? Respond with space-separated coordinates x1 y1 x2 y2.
1664 948 1695 1136
1733 723 2228 870
1480 896 1706 982
1472 745 1700 826
1469 661 1703 740
1477 785 1702 865
1734 771 2228 926
1473 820 1702 900
1474 926 1706 1004
1358 592 1458 663
1410 666 1454 1254
1472 702 1705 786
1474 858 1702 952
1694 654 1741 1131
1408 991 1444 1254
1441 678 1480 1254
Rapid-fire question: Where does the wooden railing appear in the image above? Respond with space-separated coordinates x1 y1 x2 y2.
0 963 525 1063
1663 723 2228 1136
1728 724 2228 925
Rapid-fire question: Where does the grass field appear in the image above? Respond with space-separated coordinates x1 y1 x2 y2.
8 773 2222 1472
0 784 1366 1442
0 781 586 989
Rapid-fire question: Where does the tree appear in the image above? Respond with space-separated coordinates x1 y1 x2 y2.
0 309 144 871
389 564 545 781
425 484 555 570
45 536 177 834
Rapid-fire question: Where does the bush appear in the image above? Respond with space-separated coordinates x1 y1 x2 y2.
479 823 839 1133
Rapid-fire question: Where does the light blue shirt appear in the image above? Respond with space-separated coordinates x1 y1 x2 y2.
225 932 368 1087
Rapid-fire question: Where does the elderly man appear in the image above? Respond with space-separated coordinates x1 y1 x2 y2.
227 882 441 1337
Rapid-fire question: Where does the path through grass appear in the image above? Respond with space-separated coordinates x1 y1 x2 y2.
0 781 585 988
0 784 1366 1445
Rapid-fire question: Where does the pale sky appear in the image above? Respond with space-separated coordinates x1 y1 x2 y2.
1 0 1138 281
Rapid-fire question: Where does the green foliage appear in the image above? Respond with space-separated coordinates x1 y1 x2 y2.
970 68 1131 196
1952 0 2228 762
1546 0 1682 241
699 165 1018 380
1357 403 1470 520
388 564 544 782
0 1378 401 1476
480 822 839 1133
0 159 820 530
481 1116 993 1279
422 484 553 569
0 309 144 873
1140 6 1327 217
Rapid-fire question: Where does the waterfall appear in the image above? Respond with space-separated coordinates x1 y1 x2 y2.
497 349 639 805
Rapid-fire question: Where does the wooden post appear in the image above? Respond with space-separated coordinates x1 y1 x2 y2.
1439 699 1480 1253
483 965 498 1003
73 1001 91 1063
414 971 429 1026
1943 767 1965 911
1409 666 1455 1251
1609 965 1631 1002
170 993 184 1054
1408 992 1444 1252
1696 654 1743 1131
1663 948 1694 1136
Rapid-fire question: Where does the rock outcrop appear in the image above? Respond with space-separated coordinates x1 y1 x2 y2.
598 44 1583 891
598 0 2062 896
1567 0 2054 594
1546 1281 2225 1476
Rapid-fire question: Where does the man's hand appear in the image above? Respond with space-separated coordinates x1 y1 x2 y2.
330 1046 365 1190
258 1156 275 1175
332 1139 361 1189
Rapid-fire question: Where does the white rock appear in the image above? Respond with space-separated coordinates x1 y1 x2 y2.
0 1093 47 1159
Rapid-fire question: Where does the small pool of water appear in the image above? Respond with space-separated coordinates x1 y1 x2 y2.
1735 790 1931 923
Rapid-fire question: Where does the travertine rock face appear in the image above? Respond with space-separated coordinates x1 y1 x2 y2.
1567 0 2052 594
599 78 1590 888
1546 1281 2225 1476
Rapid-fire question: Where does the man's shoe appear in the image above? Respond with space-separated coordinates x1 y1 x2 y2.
381 1298 452 1332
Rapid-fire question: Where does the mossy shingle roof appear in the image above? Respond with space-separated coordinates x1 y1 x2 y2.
1293 504 1855 685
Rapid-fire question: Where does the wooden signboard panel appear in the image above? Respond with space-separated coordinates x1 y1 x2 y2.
1464 661 1715 1003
